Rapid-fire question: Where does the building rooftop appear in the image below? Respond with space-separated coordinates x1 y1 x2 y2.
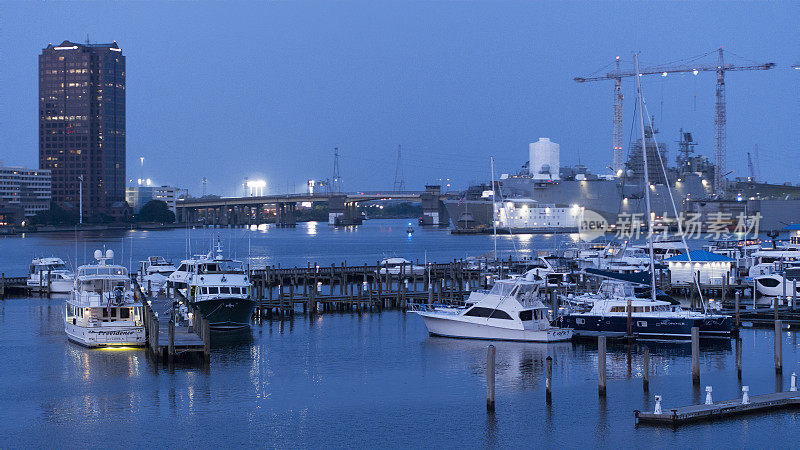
46 40 121 50
664 250 734 262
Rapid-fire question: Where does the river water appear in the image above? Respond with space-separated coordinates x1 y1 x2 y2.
1 219 798 447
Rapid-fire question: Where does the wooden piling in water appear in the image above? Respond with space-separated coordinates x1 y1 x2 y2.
598 336 607 396
487 345 496 411
775 319 783 373
735 337 742 379
643 348 650 392
692 327 700 384
545 355 552 403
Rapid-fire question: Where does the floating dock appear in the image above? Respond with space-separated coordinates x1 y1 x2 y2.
635 391 800 425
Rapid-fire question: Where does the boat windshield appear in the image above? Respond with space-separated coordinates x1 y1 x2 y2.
599 281 635 298
38 263 68 271
489 281 536 299
78 266 128 277
198 260 243 274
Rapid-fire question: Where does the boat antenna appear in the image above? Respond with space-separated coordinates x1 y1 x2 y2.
634 53 657 301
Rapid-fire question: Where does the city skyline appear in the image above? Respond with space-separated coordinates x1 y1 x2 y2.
1 1 798 197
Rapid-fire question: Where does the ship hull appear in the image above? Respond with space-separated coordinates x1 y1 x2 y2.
193 297 255 330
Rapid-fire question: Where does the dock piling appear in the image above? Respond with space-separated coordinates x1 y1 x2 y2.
775 319 783 373
643 348 650 392
486 345 496 411
598 336 607 397
691 327 700 384
735 337 742 379
545 355 552 403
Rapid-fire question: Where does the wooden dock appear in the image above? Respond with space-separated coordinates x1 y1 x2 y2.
247 258 539 317
134 280 210 364
635 391 800 425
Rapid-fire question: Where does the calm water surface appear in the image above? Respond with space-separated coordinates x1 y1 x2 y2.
1 220 798 447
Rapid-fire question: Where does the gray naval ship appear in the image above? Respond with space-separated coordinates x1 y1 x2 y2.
445 127 800 233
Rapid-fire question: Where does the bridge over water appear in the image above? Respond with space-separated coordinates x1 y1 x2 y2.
175 185 451 227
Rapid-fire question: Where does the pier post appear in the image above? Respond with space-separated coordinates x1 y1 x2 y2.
545 355 552 403
775 319 783 374
486 345 496 411
203 318 210 361
691 327 700 384
735 291 740 329
168 317 175 363
735 337 742 379
643 348 650 392
598 336 607 397
793 280 797 310
46 270 51 298
626 297 632 337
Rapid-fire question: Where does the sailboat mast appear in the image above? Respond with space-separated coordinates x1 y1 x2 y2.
490 156 498 260
634 53 657 301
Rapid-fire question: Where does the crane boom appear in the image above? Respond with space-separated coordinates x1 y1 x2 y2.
574 48 775 196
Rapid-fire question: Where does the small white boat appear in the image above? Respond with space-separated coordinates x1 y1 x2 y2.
27 257 74 293
378 257 426 276
64 250 145 347
413 272 573 342
137 256 177 293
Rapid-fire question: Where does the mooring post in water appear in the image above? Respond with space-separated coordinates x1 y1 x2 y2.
486 345 496 411
598 335 607 397
691 327 700 384
203 318 211 361
643 348 650 392
168 317 175 363
735 291 740 329
545 355 552 403
735 337 742 379
775 319 783 374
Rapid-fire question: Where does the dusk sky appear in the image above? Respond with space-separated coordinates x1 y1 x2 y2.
1 1 797 197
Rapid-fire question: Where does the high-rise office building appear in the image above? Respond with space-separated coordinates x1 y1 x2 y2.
39 40 125 217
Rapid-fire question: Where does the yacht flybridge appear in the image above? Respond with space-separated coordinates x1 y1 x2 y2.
413 271 573 342
167 240 254 330
64 250 145 347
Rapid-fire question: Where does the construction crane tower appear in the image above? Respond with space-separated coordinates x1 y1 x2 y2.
575 48 775 195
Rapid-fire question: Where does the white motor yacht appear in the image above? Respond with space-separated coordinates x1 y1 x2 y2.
378 257 426 276
412 272 573 342
27 257 74 293
137 256 177 292
64 250 145 347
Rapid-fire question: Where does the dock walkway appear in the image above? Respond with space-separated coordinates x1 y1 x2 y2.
635 391 800 425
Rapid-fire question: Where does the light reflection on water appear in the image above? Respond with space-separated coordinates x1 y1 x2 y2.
1 221 799 446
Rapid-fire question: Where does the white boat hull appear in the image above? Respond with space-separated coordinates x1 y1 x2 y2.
754 275 800 298
65 322 145 347
27 278 73 293
417 312 572 342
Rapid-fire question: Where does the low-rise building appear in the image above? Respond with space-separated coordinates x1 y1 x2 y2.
0 161 51 217
126 185 183 214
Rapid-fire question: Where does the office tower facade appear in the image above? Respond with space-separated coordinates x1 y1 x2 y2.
39 40 125 217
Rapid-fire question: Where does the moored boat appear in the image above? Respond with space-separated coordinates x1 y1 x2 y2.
412 271 573 342
167 241 254 330
64 250 145 347
27 257 74 293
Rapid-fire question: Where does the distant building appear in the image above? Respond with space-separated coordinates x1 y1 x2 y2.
126 185 183 214
39 40 126 218
0 161 51 217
